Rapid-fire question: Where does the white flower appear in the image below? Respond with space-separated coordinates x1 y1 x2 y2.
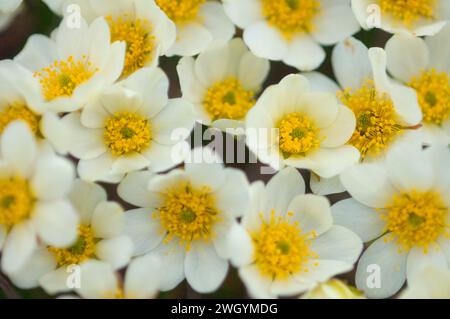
178 38 269 132
8 179 134 293
0 0 22 31
385 26 450 146
223 0 360 71
352 0 450 36
334 140 450 298
118 147 250 293
400 265 450 299
0 121 77 276
54 67 195 183
155 0 235 57
74 257 160 299
13 16 125 113
301 279 366 299
303 37 423 195
229 167 363 298
42 0 175 78
246 74 359 178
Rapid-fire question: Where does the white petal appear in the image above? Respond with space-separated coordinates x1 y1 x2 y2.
406 246 448 282
356 234 407 299
123 208 165 256
340 163 397 208
332 198 385 243
185 147 226 191
200 2 235 44
222 0 263 29
309 225 363 264
332 37 371 89
215 168 250 218
78 153 123 183
244 21 288 61
310 174 346 196
96 236 134 270
33 200 79 247
177 57 206 104
294 259 352 286
124 254 160 299
39 267 71 295
31 154 75 201
389 83 422 125
238 51 270 91
239 264 273 299
117 171 156 208
167 23 212 57
77 260 118 299
1 121 37 178
149 241 186 291
68 179 106 225
194 41 229 86
1 222 36 274
282 36 325 71
91 201 124 239
319 105 356 147
426 23 450 72
288 194 332 236
228 224 254 267
301 71 340 94
185 242 229 293
111 153 150 175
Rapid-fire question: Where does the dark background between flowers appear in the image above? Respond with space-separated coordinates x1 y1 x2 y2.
0 0 391 299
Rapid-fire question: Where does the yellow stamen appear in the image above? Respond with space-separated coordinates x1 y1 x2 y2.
0 103 40 135
106 15 155 77
156 0 206 24
338 81 404 159
262 0 320 39
252 210 318 280
378 0 436 26
381 190 449 253
0 178 34 228
153 182 220 251
34 55 97 101
277 112 321 157
48 225 96 266
203 78 255 121
409 69 450 126
104 112 152 156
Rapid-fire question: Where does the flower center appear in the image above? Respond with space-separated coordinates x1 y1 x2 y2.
408 69 450 126
0 103 41 135
48 225 96 266
378 0 436 26
252 211 317 280
262 0 321 39
277 112 321 157
0 178 34 228
106 14 155 77
381 190 448 253
104 112 152 156
155 0 206 24
338 81 404 159
203 78 255 121
35 56 97 101
153 182 220 251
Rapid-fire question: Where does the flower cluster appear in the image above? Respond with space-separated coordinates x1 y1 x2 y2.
0 0 448 299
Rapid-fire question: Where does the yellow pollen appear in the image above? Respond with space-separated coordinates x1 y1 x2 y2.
104 112 152 156
262 0 321 39
153 182 220 251
48 225 96 266
277 112 321 157
0 103 40 135
252 210 318 280
338 81 404 159
34 55 97 101
0 178 34 228
381 190 449 253
409 69 450 126
203 78 255 121
156 0 206 24
378 0 436 26
106 15 155 77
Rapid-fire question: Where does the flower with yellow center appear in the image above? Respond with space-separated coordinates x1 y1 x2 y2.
0 122 78 278
224 0 360 70
246 74 359 178
119 147 250 293
72 257 160 299
156 0 234 57
352 0 450 36
178 38 269 133
106 15 155 77
385 30 450 145
337 141 450 299
229 168 362 298
14 16 126 112
26 179 135 295
58 67 195 183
